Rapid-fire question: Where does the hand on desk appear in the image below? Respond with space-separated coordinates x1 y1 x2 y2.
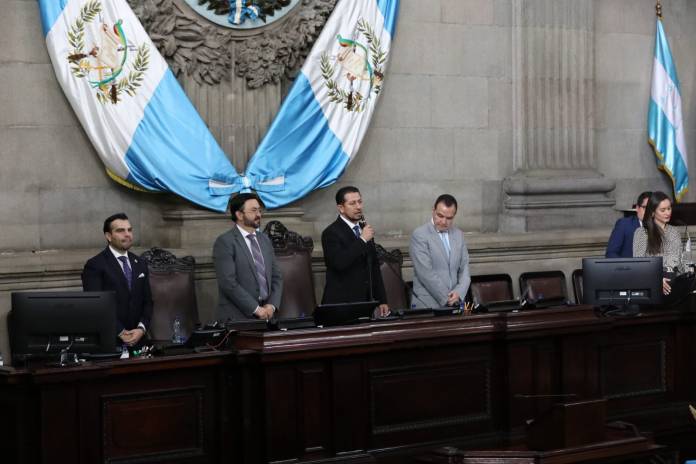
255 304 275 321
446 291 461 307
663 277 671 295
377 304 390 318
119 327 145 346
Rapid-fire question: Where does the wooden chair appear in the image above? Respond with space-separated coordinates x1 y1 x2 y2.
263 221 316 318
141 247 198 342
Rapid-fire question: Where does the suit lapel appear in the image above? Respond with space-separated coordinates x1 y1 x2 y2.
233 227 257 277
337 216 359 241
429 224 449 262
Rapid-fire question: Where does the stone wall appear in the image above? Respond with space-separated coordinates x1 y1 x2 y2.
2 0 696 362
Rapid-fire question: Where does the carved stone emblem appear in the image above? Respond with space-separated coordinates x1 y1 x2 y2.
127 0 337 88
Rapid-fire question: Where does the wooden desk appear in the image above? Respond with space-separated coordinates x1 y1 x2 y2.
0 351 233 464
232 306 696 463
2 305 696 464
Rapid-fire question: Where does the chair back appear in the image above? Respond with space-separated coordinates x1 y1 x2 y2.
468 274 514 305
141 248 199 342
572 269 584 304
376 245 409 310
519 271 568 307
263 221 316 318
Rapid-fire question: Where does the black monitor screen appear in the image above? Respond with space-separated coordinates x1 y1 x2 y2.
582 257 663 306
9 291 119 365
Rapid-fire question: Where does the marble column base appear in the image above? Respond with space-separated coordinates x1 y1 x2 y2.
500 170 616 233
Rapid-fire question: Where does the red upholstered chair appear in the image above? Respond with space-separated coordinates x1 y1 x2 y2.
263 221 316 318
140 248 199 342
519 271 568 307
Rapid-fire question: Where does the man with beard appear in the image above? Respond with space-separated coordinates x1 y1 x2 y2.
82 213 153 347
321 186 389 316
213 193 283 321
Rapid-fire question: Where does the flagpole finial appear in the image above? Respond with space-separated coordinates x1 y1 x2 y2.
656 1 662 19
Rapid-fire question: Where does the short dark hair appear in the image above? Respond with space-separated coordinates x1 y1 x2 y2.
229 193 264 222
336 186 361 205
103 213 129 233
636 191 652 208
434 194 457 211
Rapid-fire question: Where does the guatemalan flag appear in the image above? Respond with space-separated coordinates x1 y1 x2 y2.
38 0 242 212
243 0 400 209
648 17 689 202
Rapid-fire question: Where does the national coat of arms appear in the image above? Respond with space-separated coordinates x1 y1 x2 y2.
320 18 388 113
66 0 149 104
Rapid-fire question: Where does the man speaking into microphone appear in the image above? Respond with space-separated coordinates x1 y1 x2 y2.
321 186 390 317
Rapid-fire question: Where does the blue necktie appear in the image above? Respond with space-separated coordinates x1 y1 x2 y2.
439 231 451 258
353 225 361 239
118 256 132 289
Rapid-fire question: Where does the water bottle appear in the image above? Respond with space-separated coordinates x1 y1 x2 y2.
172 316 184 344
0 351 4 367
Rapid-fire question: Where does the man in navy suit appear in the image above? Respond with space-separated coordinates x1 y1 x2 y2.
605 191 652 258
321 186 389 316
82 213 153 347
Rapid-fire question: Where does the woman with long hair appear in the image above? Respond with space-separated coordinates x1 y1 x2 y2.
633 191 684 294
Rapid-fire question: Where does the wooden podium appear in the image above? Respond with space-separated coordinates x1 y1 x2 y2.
525 398 606 450
417 399 676 464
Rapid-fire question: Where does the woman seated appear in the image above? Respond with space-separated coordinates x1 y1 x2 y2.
632 191 684 295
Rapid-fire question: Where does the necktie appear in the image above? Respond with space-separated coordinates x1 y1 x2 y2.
353 225 361 239
439 231 451 258
248 233 269 301
118 256 132 289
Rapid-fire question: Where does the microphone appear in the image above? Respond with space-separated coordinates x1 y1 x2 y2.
358 215 367 229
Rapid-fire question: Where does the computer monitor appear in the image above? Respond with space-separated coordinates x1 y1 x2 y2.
9 291 119 365
313 301 379 327
582 257 663 306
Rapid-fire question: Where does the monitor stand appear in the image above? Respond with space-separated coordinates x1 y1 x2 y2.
597 303 641 317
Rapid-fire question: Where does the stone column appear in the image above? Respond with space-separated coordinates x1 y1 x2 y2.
501 0 615 232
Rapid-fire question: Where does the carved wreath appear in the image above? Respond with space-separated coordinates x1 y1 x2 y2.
127 0 337 88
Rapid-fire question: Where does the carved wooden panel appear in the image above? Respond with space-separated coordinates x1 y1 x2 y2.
101 387 205 463
265 362 332 463
368 349 494 444
600 340 667 399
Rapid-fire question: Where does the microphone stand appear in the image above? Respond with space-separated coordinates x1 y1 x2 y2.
359 216 375 302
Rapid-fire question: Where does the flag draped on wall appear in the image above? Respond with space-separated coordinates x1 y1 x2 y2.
243 0 400 209
38 0 242 212
648 15 688 202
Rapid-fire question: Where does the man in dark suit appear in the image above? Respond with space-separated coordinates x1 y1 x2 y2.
321 186 389 316
82 213 153 347
213 193 283 321
606 191 652 258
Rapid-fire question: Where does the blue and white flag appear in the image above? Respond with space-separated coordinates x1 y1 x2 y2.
38 0 242 212
244 0 399 209
648 18 688 202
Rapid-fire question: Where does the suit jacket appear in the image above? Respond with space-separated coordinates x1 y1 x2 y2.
321 216 387 305
606 216 640 258
410 221 471 308
213 226 283 320
82 247 153 333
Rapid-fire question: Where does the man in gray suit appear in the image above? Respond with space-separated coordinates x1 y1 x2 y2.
410 194 470 308
213 193 283 321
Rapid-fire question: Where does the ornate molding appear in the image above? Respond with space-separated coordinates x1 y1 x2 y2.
128 0 336 88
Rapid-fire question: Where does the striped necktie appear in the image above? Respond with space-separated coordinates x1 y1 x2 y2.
247 233 269 301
